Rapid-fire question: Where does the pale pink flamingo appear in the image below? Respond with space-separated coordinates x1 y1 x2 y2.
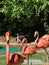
6 32 25 65
34 31 49 62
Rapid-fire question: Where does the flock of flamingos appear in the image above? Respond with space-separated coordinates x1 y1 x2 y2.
5 31 49 65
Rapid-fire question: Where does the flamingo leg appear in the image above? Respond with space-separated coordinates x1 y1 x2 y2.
27 55 32 65
44 48 49 55
27 55 30 65
44 48 49 64
30 55 32 65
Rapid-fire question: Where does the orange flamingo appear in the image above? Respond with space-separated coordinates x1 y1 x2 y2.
6 32 25 65
22 41 37 65
34 31 49 63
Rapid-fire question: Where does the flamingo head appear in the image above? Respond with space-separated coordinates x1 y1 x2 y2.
34 31 39 37
5 32 10 43
34 31 39 44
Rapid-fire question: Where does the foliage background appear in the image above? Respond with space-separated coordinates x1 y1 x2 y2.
0 0 49 42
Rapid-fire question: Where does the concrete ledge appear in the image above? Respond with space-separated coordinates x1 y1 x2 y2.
23 59 43 64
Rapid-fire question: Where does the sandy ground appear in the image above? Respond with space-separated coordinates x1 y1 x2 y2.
0 36 21 46
43 62 49 65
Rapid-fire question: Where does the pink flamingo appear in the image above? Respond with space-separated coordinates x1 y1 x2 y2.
34 31 49 49
34 31 49 62
22 41 37 65
6 32 25 65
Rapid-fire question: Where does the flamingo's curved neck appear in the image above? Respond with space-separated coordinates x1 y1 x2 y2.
22 44 27 53
34 32 39 44
6 37 10 64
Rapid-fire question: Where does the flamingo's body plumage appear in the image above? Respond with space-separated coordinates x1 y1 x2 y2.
42 34 49 41
22 43 36 55
36 38 49 48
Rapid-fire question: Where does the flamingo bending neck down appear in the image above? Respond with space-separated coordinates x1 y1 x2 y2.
6 32 25 65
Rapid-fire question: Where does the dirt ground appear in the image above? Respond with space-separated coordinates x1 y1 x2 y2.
43 62 49 65
0 36 18 46
0 36 16 43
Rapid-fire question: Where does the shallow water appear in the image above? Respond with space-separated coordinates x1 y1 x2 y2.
0 46 22 52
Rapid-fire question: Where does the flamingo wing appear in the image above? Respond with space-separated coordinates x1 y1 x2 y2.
9 53 18 62
36 38 49 48
22 45 36 55
9 53 25 63
42 34 49 41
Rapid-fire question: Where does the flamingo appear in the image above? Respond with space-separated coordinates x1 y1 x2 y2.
34 31 49 49
22 42 37 65
34 31 49 63
6 32 25 65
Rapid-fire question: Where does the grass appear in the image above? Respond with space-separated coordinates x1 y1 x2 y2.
29 53 47 61
0 56 6 65
0 52 49 65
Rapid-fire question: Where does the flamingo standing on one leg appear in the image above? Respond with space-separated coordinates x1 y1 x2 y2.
21 38 37 65
34 31 49 63
34 31 49 51
6 32 25 65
